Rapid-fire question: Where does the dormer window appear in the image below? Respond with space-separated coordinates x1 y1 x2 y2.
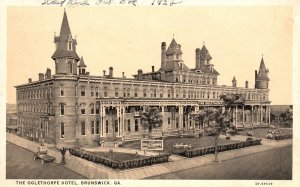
67 37 73 51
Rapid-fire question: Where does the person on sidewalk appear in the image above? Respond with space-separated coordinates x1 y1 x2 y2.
60 147 67 165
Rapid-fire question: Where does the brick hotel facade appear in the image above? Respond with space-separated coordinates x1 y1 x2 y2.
15 11 271 148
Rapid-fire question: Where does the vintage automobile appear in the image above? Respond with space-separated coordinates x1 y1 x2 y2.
172 143 192 149
33 145 55 164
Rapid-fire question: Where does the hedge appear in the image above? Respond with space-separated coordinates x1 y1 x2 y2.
182 139 262 158
69 148 170 170
272 134 293 140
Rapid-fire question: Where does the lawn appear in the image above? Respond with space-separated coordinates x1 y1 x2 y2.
123 136 241 155
92 151 145 162
238 128 293 139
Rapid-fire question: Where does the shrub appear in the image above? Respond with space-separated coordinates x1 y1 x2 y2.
68 148 170 170
182 139 261 158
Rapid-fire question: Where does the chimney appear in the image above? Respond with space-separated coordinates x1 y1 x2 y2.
137 69 143 80
245 81 249 88
152 66 155 72
196 48 201 69
109 67 113 78
28 78 32 83
103 70 106 76
161 42 166 70
122 72 125 78
45 68 51 79
38 73 44 81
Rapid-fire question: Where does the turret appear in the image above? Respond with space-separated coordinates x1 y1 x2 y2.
255 56 270 89
78 56 87 75
51 10 80 75
232 76 237 87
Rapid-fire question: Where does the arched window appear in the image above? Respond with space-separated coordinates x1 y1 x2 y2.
68 62 72 73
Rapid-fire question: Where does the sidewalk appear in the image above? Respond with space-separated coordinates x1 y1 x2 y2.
6 133 292 179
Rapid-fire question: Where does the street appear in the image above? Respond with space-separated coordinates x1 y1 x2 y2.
6 142 87 179
147 145 292 179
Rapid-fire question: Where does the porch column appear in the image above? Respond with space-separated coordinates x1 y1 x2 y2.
179 106 183 131
235 105 238 126
122 106 125 137
260 105 263 124
268 106 271 124
265 105 268 124
242 106 245 125
101 106 106 137
251 105 253 123
161 106 165 129
117 106 121 137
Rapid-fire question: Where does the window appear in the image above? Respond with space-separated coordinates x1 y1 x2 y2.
91 121 95 134
81 104 85 115
60 123 65 138
60 85 64 96
81 86 85 96
68 62 72 73
90 104 95 114
60 104 64 115
134 89 138 97
105 120 109 133
115 88 119 97
95 87 99 97
127 88 130 97
160 90 163 98
135 119 139 131
104 87 108 97
91 87 94 97
143 89 147 97
127 119 131 131
168 118 170 124
96 120 100 134
168 90 171 98
81 121 86 135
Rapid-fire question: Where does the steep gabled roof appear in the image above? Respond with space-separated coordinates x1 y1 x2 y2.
51 10 80 60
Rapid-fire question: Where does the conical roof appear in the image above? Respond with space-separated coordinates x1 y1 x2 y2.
232 76 237 82
166 38 183 55
200 45 212 60
51 10 80 60
78 56 87 67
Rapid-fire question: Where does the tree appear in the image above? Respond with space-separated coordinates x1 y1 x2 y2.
195 107 232 162
194 93 245 162
280 106 293 127
140 107 163 139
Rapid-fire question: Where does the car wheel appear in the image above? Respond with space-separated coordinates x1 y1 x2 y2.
41 160 45 164
33 155 37 160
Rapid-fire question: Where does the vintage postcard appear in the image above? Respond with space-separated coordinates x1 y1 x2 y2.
1 0 299 187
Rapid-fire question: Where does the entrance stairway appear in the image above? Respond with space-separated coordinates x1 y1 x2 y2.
101 137 118 148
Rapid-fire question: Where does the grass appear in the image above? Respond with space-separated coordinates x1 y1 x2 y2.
92 151 145 162
123 136 241 155
238 128 293 139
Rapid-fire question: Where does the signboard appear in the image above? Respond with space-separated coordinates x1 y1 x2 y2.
141 140 163 151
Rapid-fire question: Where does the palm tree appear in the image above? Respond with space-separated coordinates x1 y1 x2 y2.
140 107 163 139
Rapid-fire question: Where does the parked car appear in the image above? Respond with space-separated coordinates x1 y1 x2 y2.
172 143 192 149
33 145 55 164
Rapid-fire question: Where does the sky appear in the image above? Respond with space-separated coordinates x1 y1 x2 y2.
7 6 293 105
